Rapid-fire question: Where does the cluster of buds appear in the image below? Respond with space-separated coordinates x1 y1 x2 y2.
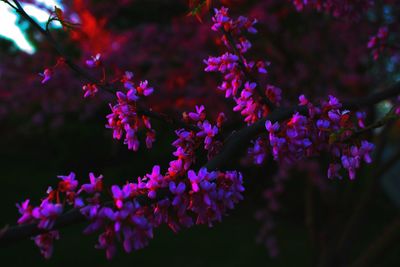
262 95 374 179
292 0 373 19
16 172 88 258
106 71 155 151
367 26 389 60
16 98 244 259
168 105 225 177
16 168 243 259
204 7 280 124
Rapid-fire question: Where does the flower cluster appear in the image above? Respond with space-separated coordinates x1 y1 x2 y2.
106 71 155 151
16 172 82 258
261 95 374 179
292 0 373 19
367 26 389 60
167 105 225 179
16 168 244 259
204 7 281 124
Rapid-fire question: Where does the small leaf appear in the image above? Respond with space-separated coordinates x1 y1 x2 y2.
54 6 64 22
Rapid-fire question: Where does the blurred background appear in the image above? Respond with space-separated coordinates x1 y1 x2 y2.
1 0 400 266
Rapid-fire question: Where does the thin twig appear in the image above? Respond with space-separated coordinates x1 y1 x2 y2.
10 0 196 131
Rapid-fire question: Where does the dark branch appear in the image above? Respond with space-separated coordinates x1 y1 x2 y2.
1 82 400 246
10 0 196 131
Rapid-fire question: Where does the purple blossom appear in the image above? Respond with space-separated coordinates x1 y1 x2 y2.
32 199 63 229
57 172 78 192
16 199 33 224
32 231 59 259
82 83 99 98
39 68 52 84
85 53 101 68
79 173 103 194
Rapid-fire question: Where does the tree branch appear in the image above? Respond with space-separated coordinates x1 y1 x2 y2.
1 82 400 246
10 0 196 131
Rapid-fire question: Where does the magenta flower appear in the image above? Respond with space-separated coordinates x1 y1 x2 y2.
57 172 78 192
79 173 103 194
145 165 164 199
197 121 218 150
32 199 63 229
169 181 186 206
265 85 282 106
96 227 117 260
106 83 155 151
211 7 231 31
341 155 359 180
85 53 101 68
299 95 309 106
356 111 366 128
82 83 99 98
32 231 59 259
16 199 34 224
188 169 202 192
188 105 206 121
39 68 52 84
137 80 154 96
359 141 374 163
111 185 127 209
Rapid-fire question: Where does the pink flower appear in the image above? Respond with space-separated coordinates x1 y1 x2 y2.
356 111 366 128
79 173 103 194
197 121 218 150
16 199 34 224
265 85 282 106
32 199 63 229
111 185 127 209
145 165 165 199
39 68 52 84
106 84 155 151
85 53 101 68
82 84 99 98
188 105 206 121
137 80 154 96
32 231 59 259
57 172 78 192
